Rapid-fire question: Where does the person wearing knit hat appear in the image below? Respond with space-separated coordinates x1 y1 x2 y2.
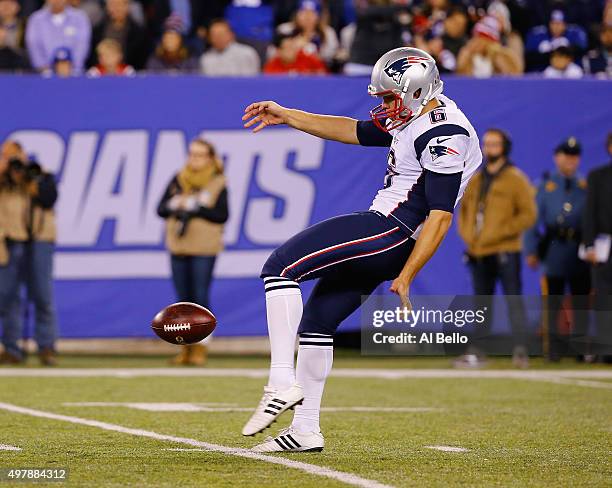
457 15 521 77
145 13 199 73
487 0 524 72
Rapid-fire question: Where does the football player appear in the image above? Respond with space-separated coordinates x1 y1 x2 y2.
241 47 482 452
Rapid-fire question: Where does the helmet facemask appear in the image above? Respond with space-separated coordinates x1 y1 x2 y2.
368 85 429 133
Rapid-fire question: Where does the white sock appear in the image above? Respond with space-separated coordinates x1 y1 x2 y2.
291 333 334 434
264 277 303 391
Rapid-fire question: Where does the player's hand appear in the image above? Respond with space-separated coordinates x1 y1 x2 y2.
242 101 288 133
390 275 413 312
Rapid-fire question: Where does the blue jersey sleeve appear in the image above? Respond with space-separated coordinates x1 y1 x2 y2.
356 120 393 147
424 169 462 213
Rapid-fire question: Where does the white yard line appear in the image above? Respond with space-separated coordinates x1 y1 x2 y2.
1 367 611 379
528 376 612 390
0 444 22 451
0 402 393 488
425 446 470 453
1 368 612 389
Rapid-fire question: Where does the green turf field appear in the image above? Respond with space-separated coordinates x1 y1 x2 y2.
0 355 610 488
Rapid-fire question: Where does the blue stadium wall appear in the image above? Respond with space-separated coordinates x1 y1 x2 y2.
0 75 610 338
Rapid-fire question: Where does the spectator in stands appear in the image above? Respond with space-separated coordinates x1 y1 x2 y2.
157 138 229 367
543 45 584 78
414 6 468 73
223 0 274 59
87 38 135 76
457 15 522 77
583 22 612 78
524 0 604 36
0 24 29 71
0 0 25 50
147 0 214 40
525 9 588 72
25 0 92 74
68 0 103 26
343 0 411 75
200 18 260 76
457 129 536 369
276 0 339 66
412 0 451 39
89 0 148 70
264 31 327 74
488 0 524 73
0 141 29 364
582 132 612 363
146 14 198 73
51 46 74 76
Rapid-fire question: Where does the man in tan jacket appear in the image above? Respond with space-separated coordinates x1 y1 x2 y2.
0 141 29 364
457 128 537 368
0 141 58 366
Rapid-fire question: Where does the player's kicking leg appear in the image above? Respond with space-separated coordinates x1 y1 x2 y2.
243 211 414 447
252 275 378 452
241 275 305 436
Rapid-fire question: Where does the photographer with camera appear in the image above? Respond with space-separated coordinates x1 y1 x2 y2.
0 140 29 364
0 139 58 366
157 138 228 366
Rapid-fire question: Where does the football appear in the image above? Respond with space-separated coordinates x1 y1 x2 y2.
151 302 216 345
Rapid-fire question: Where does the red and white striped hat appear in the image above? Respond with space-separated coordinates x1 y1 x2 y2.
472 15 501 42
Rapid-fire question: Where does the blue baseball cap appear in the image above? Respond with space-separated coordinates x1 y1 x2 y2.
299 0 321 14
52 46 73 64
550 9 565 23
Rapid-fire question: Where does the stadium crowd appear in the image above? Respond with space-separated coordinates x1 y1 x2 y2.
0 0 609 78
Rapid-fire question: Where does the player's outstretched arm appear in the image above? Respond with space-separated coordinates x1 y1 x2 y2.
243 101 360 144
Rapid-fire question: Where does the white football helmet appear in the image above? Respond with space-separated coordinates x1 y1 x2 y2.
368 47 443 132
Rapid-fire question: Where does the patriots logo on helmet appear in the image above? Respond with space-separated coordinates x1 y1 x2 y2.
384 56 432 85
384 59 410 85
429 145 459 161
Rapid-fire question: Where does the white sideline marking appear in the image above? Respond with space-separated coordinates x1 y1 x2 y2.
0 444 22 451
425 445 469 453
2 368 612 378
2 368 612 389
63 402 441 413
0 402 393 488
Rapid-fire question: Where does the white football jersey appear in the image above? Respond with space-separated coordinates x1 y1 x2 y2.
369 94 482 237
